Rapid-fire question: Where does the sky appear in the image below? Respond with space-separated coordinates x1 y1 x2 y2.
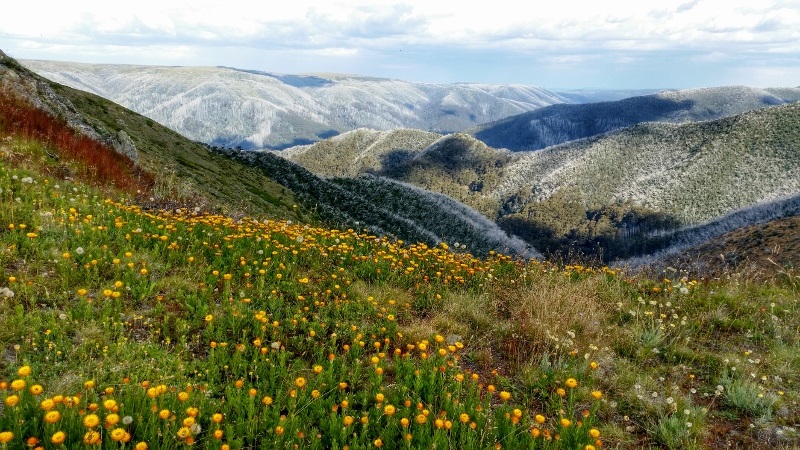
2 0 799 89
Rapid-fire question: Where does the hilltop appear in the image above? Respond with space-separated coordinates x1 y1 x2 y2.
22 60 569 150
279 128 441 178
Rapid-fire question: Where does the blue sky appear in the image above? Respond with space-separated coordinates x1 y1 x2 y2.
2 0 799 89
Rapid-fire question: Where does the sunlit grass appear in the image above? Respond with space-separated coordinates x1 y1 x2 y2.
0 139 798 449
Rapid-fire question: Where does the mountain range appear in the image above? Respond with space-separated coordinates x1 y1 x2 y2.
281 102 800 261
12 52 800 268
469 86 800 151
1 50 532 258
22 60 569 150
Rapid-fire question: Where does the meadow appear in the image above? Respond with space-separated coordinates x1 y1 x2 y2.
0 133 798 450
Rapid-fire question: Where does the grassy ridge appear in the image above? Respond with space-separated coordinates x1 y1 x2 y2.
46 83 301 219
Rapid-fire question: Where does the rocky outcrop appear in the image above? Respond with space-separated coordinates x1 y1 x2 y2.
1 49 139 165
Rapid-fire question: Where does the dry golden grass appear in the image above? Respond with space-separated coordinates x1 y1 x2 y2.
490 272 612 367
396 268 618 374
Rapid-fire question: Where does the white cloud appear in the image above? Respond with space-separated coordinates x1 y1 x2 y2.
2 0 798 87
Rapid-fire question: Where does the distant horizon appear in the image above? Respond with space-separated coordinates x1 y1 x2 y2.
4 0 799 89
18 55 800 93
17 54 691 91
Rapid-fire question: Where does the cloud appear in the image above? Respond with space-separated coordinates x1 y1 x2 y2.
676 0 701 13
2 0 798 88
306 3 428 39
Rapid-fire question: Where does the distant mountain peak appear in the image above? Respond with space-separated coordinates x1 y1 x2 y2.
23 60 569 150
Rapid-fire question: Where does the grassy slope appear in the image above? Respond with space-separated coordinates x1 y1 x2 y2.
1 145 799 450
0 48 302 221
46 82 302 219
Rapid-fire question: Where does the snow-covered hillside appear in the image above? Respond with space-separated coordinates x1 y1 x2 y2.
23 61 569 149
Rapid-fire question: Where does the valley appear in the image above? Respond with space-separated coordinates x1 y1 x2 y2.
29 58 799 265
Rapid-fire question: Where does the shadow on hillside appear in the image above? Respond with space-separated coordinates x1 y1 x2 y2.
497 208 683 264
475 96 697 152
374 141 508 182
368 149 417 176
210 129 341 151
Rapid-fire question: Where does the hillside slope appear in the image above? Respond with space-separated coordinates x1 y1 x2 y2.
285 102 800 224
23 60 568 150
2 50 535 258
627 195 800 278
221 149 538 258
471 86 800 151
280 128 441 178
285 104 800 261
1 50 300 219
501 103 800 224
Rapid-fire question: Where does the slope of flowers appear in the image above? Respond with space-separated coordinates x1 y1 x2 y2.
0 161 604 449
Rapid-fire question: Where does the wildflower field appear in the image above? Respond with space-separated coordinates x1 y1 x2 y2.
0 135 799 450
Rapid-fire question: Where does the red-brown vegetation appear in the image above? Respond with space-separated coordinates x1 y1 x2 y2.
0 90 153 195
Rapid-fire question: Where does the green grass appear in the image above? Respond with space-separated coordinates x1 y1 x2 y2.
46 82 301 220
0 156 609 449
0 153 798 449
